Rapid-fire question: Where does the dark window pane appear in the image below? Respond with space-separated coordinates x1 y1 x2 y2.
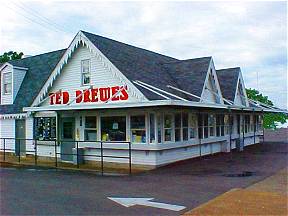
175 113 181 128
85 130 97 141
149 114 155 143
131 115 145 129
175 128 181 141
85 116 97 128
182 113 188 127
101 116 126 141
183 128 188 140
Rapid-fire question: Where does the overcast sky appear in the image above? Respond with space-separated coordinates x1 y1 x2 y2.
0 1 287 109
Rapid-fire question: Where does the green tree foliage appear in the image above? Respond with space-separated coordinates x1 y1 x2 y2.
246 88 288 129
0 51 24 63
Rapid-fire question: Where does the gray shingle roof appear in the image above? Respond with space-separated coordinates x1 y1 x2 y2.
1 31 215 114
0 49 66 114
216 67 240 102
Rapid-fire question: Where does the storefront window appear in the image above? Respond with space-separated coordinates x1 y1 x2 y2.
203 114 209 138
149 114 156 143
244 115 250 133
164 114 173 142
34 117 56 140
131 115 146 143
189 114 197 139
182 113 188 141
101 116 126 141
84 116 97 141
175 113 181 142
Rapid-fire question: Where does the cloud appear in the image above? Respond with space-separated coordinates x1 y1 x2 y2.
0 1 286 108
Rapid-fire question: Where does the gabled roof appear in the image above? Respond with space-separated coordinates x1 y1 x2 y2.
0 49 66 114
216 67 240 102
162 57 212 101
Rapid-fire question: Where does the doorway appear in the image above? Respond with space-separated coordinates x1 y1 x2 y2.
15 119 26 156
60 117 75 161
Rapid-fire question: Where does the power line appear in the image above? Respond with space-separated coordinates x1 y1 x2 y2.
12 1 74 34
4 2 73 35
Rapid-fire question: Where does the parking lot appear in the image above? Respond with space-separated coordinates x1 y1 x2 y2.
1 141 287 216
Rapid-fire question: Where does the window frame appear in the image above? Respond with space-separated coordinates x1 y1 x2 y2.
84 116 97 141
130 115 146 144
81 59 91 86
3 72 12 95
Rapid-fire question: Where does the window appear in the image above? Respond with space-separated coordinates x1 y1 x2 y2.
189 114 197 139
157 114 162 143
203 114 209 138
182 113 188 141
175 113 181 142
3 72 12 94
208 114 215 137
84 116 97 141
224 115 229 135
244 115 250 133
101 116 126 141
131 115 146 143
149 114 156 143
34 117 56 140
81 59 90 85
216 114 224 136
164 114 173 142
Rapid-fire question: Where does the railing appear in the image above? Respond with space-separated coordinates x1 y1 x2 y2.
0 138 132 175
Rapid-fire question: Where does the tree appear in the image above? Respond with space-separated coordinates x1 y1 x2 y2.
246 88 288 129
0 51 24 63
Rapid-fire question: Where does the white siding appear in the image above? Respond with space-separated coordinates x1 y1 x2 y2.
0 119 15 152
41 45 141 107
1 65 13 105
13 68 26 102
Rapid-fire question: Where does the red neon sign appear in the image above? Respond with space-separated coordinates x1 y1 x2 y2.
49 85 128 105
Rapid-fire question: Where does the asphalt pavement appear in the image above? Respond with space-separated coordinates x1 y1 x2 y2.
1 142 287 216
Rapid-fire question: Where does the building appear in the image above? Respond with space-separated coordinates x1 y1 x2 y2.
0 30 273 169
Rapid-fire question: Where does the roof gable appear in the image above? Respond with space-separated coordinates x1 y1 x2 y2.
0 49 66 114
216 67 240 102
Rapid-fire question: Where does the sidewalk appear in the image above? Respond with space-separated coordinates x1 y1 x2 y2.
184 168 288 215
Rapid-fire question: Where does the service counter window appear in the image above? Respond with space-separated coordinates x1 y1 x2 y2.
164 114 173 142
34 117 56 140
175 113 181 142
131 115 146 143
84 116 97 141
189 114 197 139
149 114 156 143
101 116 126 141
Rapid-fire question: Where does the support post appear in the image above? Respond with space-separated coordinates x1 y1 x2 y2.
3 138 6 161
129 141 132 175
18 139 21 163
253 109 256 144
262 110 265 143
198 112 202 158
35 139 38 165
76 141 79 169
242 109 245 149
229 109 232 155
100 141 104 176
55 140 58 167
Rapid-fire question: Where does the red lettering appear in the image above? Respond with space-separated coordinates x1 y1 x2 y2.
49 93 55 105
91 88 99 102
99 87 111 102
83 90 91 102
55 92 61 104
62 91 70 104
111 86 120 101
119 86 128 100
76 90 83 103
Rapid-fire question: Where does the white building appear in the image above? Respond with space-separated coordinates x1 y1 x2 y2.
0 30 272 169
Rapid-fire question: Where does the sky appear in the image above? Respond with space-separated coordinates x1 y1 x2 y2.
0 0 287 109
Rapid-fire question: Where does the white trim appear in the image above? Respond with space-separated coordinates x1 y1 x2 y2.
166 85 201 100
200 59 224 104
234 70 249 107
135 80 188 101
134 81 171 100
31 31 147 108
0 113 29 119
